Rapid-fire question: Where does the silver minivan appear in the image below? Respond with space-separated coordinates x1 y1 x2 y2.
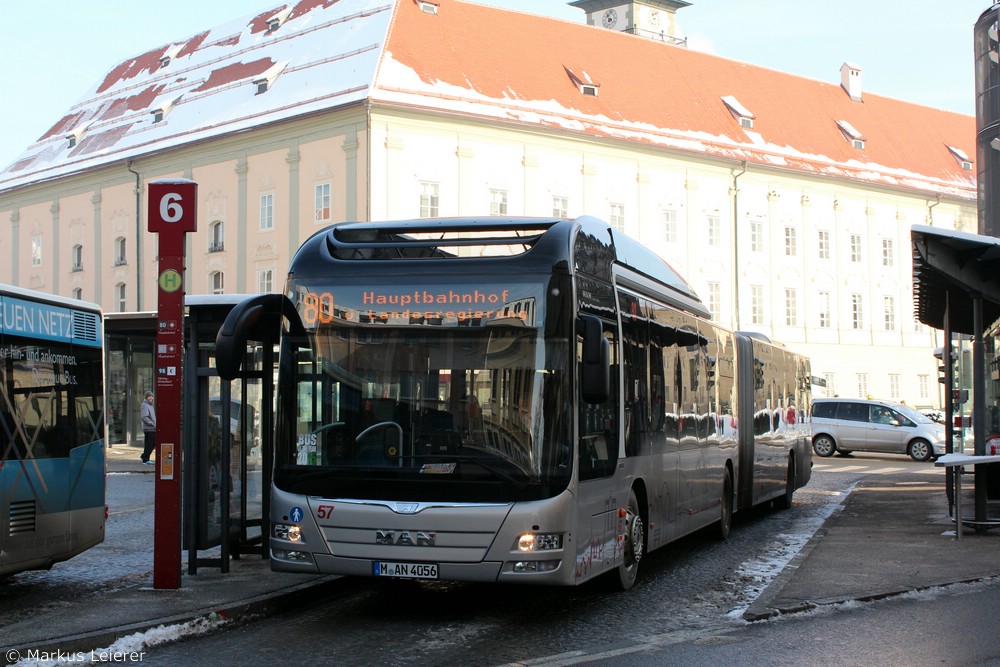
811 398 946 462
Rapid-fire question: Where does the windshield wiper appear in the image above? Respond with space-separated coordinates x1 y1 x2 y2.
442 455 529 489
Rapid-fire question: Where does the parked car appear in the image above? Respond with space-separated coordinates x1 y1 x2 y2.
811 398 946 462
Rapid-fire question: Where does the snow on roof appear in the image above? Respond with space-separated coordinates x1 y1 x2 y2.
0 0 978 201
376 0 976 199
0 0 393 190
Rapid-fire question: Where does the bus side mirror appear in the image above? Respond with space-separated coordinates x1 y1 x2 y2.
579 315 609 404
216 294 305 381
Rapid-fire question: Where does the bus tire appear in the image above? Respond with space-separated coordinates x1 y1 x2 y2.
717 467 733 540
774 456 795 510
616 488 644 591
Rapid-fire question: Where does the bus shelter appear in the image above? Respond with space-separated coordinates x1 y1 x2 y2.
105 297 270 571
181 295 272 572
911 224 1000 529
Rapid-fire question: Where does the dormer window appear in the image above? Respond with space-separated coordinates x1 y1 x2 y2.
418 0 439 14
159 44 181 68
149 92 183 124
721 95 755 129
564 67 599 97
252 61 289 95
947 145 974 171
65 123 90 149
836 120 865 150
266 7 292 32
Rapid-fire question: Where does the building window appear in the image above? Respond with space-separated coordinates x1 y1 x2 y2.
72 288 83 300
882 238 894 267
824 372 836 397
818 230 830 259
663 209 678 243
259 193 274 231
750 221 763 253
419 182 439 218
116 283 127 312
490 189 508 216
258 269 273 294
72 244 83 272
851 293 864 329
610 203 625 231
857 373 869 399
209 221 224 252
850 234 862 263
750 285 764 325
114 237 127 266
918 374 929 400
210 271 224 295
314 183 331 223
552 196 568 218
818 291 831 328
784 227 797 256
883 296 896 331
889 374 900 400
707 281 721 320
31 236 42 267
784 288 798 326
707 215 720 247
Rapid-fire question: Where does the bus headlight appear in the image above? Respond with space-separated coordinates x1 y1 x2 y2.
516 533 562 552
274 524 303 542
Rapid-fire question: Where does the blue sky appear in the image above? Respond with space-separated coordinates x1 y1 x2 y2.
0 1 986 170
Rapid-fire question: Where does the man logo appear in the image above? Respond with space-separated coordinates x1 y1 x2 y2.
375 530 436 546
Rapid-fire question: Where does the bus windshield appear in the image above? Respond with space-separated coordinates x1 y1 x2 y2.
273 277 572 502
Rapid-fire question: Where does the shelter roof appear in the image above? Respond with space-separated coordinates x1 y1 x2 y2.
911 225 1000 335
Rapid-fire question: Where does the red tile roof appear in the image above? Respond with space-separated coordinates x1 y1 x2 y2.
0 0 976 200
379 0 975 198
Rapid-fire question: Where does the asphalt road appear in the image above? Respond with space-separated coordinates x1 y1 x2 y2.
4 452 974 667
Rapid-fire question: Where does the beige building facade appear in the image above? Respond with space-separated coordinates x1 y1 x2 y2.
0 0 978 411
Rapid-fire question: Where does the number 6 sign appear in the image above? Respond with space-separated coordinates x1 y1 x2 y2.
149 180 197 256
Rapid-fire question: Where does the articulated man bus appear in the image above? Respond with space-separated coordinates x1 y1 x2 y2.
217 217 811 589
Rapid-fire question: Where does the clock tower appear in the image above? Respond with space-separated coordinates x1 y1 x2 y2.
568 0 690 45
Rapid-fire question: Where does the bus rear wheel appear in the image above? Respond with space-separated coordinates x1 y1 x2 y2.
617 488 644 591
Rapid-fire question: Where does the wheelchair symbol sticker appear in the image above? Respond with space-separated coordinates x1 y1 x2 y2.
289 507 304 523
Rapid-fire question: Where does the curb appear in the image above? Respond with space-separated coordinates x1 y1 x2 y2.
4 575 345 659
742 491 849 622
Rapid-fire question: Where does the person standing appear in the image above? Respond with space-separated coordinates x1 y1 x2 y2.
140 390 156 464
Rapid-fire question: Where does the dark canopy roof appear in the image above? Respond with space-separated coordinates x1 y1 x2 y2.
911 224 1000 335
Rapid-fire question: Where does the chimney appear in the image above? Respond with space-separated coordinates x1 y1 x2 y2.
840 62 862 102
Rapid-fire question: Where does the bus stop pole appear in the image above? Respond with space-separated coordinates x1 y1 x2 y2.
148 179 198 590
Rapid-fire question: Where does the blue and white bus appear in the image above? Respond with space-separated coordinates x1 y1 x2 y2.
0 284 106 577
217 217 811 589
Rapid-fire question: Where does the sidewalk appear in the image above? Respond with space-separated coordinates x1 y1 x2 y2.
2 445 344 659
5 455 1000 657
744 470 1000 620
